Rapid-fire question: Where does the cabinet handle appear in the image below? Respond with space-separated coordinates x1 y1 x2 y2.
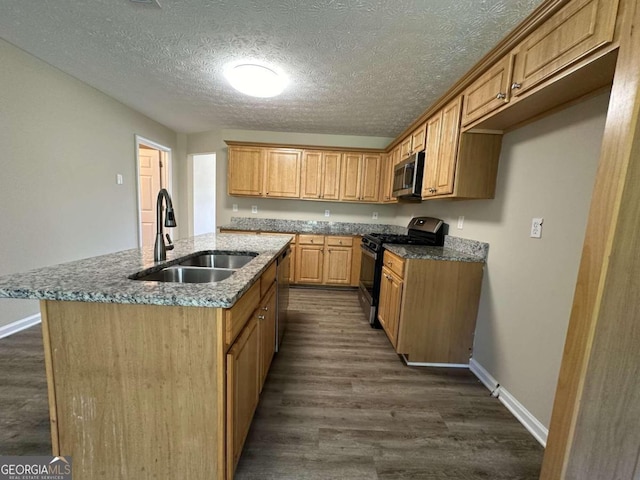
496 92 507 100
511 82 522 90
258 315 265 320
262 306 268 311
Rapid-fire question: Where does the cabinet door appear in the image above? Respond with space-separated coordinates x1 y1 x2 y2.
258 285 277 390
323 246 353 285
400 136 412 160
228 146 264 196
422 112 442 197
435 97 462 196
511 0 619 98
380 153 393 203
339 153 362 201
461 54 513 126
321 152 342 200
410 123 427 154
295 245 324 284
264 148 302 198
378 267 402 349
226 316 260 476
360 154 381 202
300 150 323 199
289 244 296 284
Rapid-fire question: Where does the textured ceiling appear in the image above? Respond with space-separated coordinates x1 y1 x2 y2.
0 0 543 136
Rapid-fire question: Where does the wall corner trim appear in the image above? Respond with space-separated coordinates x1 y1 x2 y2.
469 358 548 447
0 313 42 340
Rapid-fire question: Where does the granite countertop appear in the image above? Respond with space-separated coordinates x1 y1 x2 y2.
384 236 489 263
220 217 407 236
0 233 292 308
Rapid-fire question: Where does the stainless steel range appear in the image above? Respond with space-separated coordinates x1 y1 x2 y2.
358 217 446 327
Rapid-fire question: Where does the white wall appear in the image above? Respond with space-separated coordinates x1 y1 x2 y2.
192 154 217 235
395 92 610 427
0 39 181 328
187 129 397 227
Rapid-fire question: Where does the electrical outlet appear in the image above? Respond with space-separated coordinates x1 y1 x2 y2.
531 217 543 238
251 205 258 214
232 204 238 212
116 174 123 185
457 216 464 229
324 210 330 217
372 212 379 220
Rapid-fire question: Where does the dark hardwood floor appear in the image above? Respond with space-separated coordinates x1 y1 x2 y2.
0 288 543 479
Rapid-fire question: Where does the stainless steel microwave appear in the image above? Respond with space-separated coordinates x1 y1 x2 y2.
392 152 424 199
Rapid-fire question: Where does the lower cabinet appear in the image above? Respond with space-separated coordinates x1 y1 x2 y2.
377 250 484 364
295 243 324 284
226 315 260 476
378 266 403 348
258 284 277 389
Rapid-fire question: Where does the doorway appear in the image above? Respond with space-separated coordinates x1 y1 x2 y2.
191 153 216 235
135 135 172 249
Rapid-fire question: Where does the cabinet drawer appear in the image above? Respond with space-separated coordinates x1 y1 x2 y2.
383 251 405 278
262 232 297 244
261 262 277 297
325 236 353 247
298 234 324 245
225 281 260 347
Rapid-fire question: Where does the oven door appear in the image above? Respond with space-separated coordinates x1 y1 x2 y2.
358 245 380 326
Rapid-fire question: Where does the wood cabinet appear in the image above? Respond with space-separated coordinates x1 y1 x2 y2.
461 54 514 127
339 153 381 202
399 135 413 160
377 250 484 365
228 146 264 196
378 266 403 348
510 0 619 99
422 97 462 197
410 122 427 154
295 237 324 284
258 283 277 390
300 150 341 200
226 314 260 476
264 148 302 198
379 152 395 203
323 236 354 285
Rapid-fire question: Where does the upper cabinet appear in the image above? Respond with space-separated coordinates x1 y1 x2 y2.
462 0 619 129
228 146 301 198
340 153 381 202
410 123 427 155
510 0 619 98
300 150 341 201
228 146 264 196
461 55 514 127
264 148 302 198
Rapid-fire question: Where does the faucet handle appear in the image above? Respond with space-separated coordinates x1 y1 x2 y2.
165 233 174 250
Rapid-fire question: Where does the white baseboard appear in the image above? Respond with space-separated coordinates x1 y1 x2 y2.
401 355 469 368
0 313 42 340
469 358 548 447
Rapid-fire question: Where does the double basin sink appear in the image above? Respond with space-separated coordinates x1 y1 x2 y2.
131 252 257 284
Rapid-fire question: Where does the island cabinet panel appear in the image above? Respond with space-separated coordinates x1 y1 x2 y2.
228 146 264 196
264 148 302 198
226 314 260 478
40 300 224 480
510 0 619 99
225 281 261 348
258 283 277 390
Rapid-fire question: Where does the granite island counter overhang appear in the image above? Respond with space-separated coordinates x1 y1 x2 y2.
0 233 293 480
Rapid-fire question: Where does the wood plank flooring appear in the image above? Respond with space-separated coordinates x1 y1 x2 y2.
0 288 543 478
234 288 543 479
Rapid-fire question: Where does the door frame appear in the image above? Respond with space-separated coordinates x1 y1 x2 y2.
135 135 173 248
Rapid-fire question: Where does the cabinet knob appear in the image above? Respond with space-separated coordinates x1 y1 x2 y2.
339 240 342 244
262 306 268 311
496 92 507 100
258 315 265 320
511 82 522 90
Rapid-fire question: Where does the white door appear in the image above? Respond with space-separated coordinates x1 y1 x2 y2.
139 147 162 249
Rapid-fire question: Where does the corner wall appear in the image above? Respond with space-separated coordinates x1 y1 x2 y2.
187 128 397 227
395 92 609 429
0 39 180 328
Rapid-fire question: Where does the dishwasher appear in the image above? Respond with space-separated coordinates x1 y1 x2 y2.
275 247 291 352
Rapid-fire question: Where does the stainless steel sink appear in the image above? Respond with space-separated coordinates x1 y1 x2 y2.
134 266 234 283
178 253 256 269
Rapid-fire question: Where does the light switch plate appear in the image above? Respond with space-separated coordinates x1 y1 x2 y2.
372 212 379 220
232 204 238 212
116 174 123 185
324 210 330 217
457 216 464 229
251 205 258 214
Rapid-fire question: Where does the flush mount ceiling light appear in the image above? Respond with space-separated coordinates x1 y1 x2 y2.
224 63 288 98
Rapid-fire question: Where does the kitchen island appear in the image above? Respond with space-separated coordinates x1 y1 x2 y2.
0 233 292 480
